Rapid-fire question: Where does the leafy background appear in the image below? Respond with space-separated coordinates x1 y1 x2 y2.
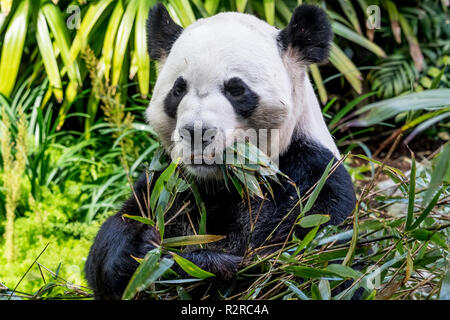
0 0 448 299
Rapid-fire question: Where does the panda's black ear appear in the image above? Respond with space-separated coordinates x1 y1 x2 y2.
278 4 333 64
146 3 183 61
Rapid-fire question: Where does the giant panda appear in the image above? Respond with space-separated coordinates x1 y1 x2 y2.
85 3 357 300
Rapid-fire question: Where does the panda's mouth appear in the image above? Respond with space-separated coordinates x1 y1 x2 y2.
184 163 222 179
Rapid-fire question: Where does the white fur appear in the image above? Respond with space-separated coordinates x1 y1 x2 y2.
146 11 340 175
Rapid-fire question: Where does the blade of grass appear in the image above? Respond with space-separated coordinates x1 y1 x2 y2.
36 10 63 102
405 155 416 230
0 0 29 97
69 0 114 63
112 0 138 87
328 43 362 94
135 0 154 97
162 234 225 247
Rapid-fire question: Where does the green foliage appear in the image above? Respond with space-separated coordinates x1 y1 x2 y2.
0 178 100 295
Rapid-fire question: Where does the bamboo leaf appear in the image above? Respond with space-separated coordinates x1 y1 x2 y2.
122 248 173 300
122 213 155 226
293 225 319 256
410 188 442 230
284 280 310 300
318 279 331 300
171 252 215 279
326 264 361 279
405 155 416 230
298 214 330 228
302 159 334 214
150 160 179 213
162 234 225 247
423 143 450 206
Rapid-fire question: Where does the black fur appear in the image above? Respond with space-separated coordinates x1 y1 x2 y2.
278 4 333 64
164 76 187 118
146 3 183 60
223 77 259 118
85 130 356 299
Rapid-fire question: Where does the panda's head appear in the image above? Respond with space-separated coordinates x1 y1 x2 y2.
146 3 337 179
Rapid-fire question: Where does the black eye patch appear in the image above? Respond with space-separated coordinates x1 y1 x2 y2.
223 77 259 118
164 77 187 118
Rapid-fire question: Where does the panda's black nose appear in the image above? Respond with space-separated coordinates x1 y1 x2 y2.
180 125 217 147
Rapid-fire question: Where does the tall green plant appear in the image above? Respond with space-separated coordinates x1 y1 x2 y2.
1 107 27 263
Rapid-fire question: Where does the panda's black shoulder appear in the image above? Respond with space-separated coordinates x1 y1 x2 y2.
279 132 356 225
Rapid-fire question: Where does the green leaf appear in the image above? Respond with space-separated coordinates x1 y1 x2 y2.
329 42 362 94
135 0 155 97
284 280 310 300
352 89 450 126
204 0 220 16
410 188 442 230
122 214 155 226
326 264 361 279
112 0 139 87
405 155 416 230
318 279 331 300
338 0 362 34
69 0 114 63
439 268 450 300
236 0 248 12
263 0 275 25
298 215 330 228
423 143 450 206
122 248 173 300
311 283 322 300
162 234 225 247
302 159 335 214
188 179 207 234
332 22 385 57
168 0 196 27
284 266 340 279
310 64 328 105
36 10 63 102
293 225 320 256
99 0 124 81
0 0 29 97
171 252 215 279
329 92 377 128
41 3 81 85
150 160 178 213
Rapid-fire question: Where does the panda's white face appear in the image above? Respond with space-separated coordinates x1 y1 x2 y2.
146 13 294 178
146 5 339 179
